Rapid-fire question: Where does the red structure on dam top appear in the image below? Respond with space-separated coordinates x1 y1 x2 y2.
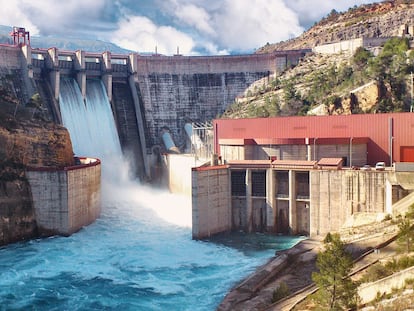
10 26 30 46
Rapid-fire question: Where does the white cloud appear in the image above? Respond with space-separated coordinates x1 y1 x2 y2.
0 0 108 37
0 0 385 54
174 4 215 36
213 0 303 51
0 1 39 35
111 15 195 55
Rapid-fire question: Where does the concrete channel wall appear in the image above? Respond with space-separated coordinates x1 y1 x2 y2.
192 166 231 239
26 158 101 236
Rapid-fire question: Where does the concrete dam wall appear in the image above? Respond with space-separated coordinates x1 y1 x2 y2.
134 54 277 150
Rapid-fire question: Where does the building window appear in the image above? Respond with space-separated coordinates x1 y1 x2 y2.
296 172 310 199
276 171 289 196
231 170 246 196
252 171 266 197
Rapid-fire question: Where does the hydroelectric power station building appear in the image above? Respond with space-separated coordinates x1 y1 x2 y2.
191 113 414 239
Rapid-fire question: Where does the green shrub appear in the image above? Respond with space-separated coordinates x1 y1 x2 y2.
362 263 392 283
271 282 290 303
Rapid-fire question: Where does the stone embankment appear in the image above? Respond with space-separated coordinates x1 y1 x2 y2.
217 239 322 311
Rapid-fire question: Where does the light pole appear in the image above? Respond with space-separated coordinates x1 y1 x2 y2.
411 71 413 112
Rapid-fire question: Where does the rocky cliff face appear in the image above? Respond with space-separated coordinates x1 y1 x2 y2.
0 71 74 245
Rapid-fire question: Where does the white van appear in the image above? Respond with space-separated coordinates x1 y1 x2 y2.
375 162 386 171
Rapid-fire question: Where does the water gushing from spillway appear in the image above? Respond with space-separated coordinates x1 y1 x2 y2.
59 78 123 160
0 77 303 310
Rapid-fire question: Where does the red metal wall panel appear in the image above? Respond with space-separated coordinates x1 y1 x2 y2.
401 146 414 162
214 113 414 165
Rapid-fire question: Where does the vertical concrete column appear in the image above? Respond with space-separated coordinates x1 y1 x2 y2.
385 178 393 215
309 171 320 237
102 51 112 101
305 138 312 161
289 170 297 234
191 169 200 239
47 47 60 100
75 50 86 99
245 169 253 232
266 168 275 231
129 52 138 75
21 45 33 79
128 53 150 180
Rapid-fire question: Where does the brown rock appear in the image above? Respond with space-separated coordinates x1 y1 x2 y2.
0 122 74 168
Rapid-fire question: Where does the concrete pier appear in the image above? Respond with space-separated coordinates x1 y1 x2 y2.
26 157 101 236
192 166 231 239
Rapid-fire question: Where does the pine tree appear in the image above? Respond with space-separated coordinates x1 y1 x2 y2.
312 233 358 310
397 205 414 253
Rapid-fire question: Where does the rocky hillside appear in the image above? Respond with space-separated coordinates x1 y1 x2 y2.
222 1 414 119
257 0 414 53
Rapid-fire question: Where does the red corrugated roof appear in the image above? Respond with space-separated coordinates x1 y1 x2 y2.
272 160 317 169
318 158 343 166
227 160 272 169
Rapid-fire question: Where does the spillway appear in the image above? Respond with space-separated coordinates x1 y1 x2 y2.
59 78 122 159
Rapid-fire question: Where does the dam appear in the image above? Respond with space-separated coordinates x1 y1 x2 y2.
7 36 309 181
0 31 304 310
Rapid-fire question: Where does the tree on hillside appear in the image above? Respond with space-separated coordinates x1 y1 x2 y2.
369 37 410 112
397 204 414 253
353 47 373 71
312 233 358 310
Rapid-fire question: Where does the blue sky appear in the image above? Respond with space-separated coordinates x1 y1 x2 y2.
0 0 382 55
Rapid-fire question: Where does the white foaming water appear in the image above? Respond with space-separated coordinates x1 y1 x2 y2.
59 78 122 159
0 78 302 310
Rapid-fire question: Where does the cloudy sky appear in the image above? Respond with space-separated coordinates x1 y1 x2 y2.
0 0 382 55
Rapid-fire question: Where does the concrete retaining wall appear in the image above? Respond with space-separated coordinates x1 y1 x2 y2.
26 158 101 236
310 170 386 236
192 166 231 239
358 266 414 304
313 38 364 55
313 37 390 55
